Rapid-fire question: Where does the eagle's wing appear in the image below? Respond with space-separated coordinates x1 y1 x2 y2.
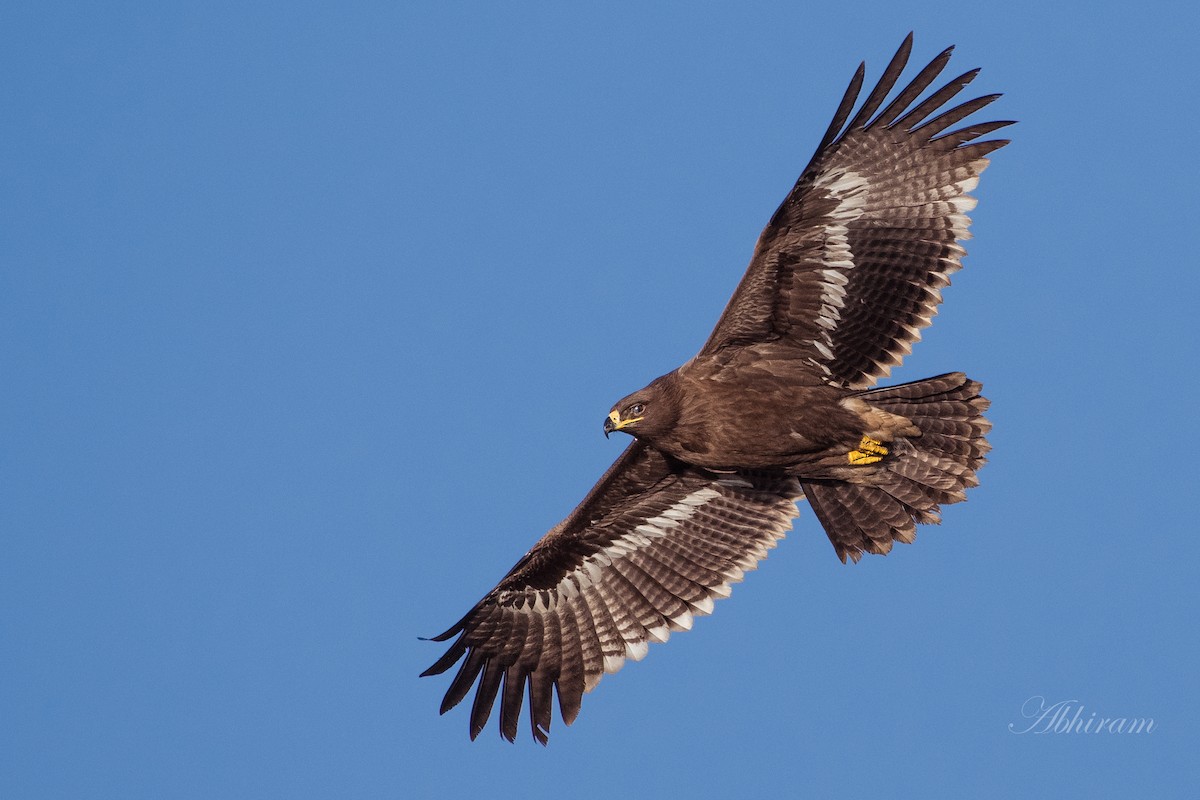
699 34 1012 389
421 441 801 743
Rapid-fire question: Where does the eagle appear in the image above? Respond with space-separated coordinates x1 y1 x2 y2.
422 34 1011 744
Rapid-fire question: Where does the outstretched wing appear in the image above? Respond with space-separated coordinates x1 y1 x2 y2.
700 34 1013 389
421 441 801 743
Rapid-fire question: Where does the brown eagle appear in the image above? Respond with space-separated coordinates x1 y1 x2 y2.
422 34 1010 743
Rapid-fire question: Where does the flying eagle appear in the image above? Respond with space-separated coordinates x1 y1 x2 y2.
422 34 1010 743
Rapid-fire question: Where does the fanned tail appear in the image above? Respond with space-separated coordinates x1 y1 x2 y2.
802 372 990 563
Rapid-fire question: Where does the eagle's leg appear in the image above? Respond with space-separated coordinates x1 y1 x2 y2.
847 435 889 465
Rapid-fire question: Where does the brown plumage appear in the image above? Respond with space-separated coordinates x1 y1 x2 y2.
423 34 1011 743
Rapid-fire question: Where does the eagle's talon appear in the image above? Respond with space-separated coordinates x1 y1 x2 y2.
848 435 888 464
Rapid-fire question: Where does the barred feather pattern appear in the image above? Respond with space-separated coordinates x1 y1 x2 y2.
802 372 991 563
700 33 1012 389
422 442 802 744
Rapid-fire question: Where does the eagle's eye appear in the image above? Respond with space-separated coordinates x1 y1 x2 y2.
628 403 645 416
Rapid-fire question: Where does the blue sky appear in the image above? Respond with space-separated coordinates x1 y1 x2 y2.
3 2 1198 797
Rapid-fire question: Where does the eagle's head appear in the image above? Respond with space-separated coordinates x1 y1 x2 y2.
604 372 679 441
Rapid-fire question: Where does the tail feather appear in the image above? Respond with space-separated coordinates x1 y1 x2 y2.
803 372 989 563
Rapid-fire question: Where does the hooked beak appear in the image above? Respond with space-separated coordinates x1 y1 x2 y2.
604 409 642 438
